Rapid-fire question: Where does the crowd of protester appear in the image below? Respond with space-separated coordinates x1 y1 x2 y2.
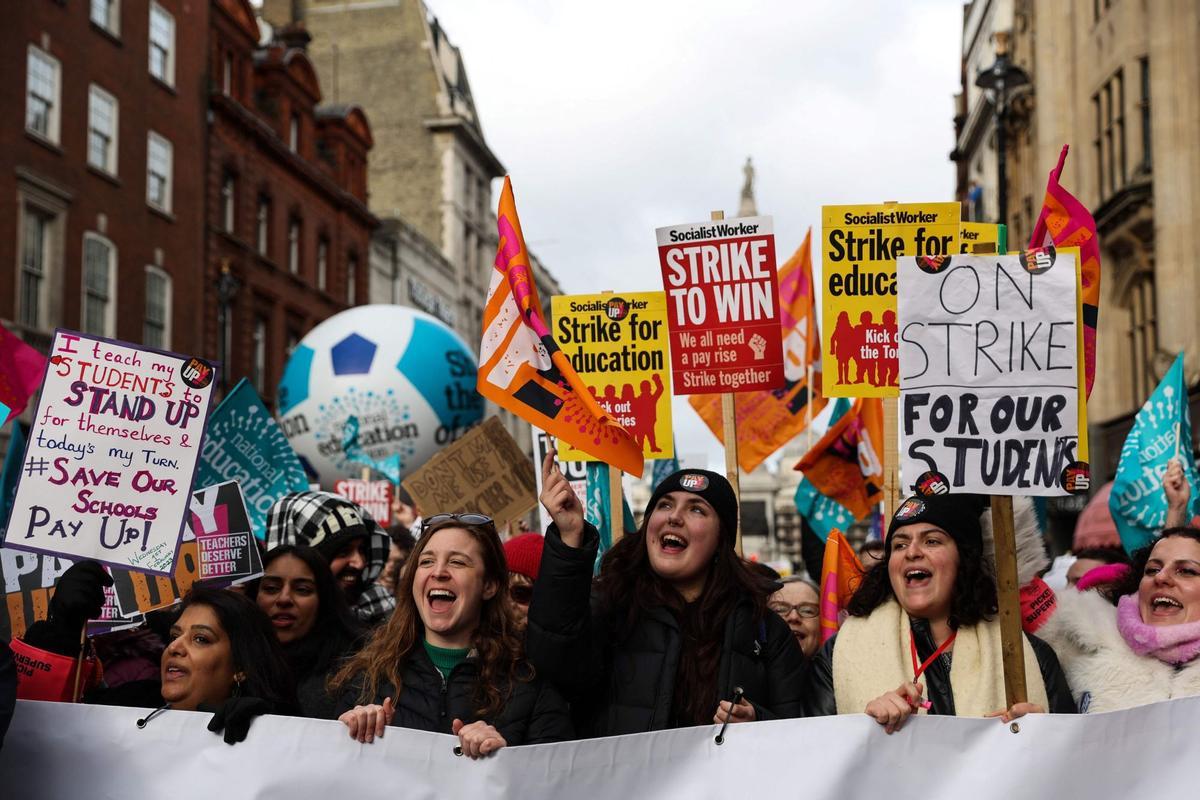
4 451 1200 757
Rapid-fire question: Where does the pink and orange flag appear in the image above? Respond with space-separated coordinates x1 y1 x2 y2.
819 529 864 643
476 178 643 477
690 229 828 473
794 397 884 523
1029 145 1100 400
0 322 46 425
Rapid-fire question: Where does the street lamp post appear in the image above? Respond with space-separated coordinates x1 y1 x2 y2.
976 31 1030 228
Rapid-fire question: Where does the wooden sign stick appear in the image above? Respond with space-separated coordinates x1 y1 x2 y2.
609 466 625 544
711 210 744 556
990 495 1029 707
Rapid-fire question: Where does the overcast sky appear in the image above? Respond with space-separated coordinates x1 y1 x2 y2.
426 0 966 472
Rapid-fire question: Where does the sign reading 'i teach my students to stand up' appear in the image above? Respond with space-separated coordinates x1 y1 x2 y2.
656 216 784 394
2 330 216 574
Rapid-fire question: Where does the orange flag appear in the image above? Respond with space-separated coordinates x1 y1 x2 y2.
794 398 884 522
819 529 865 643
477 178 644 477
689 229 828 472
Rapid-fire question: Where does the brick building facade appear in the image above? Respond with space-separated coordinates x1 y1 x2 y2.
3 0 208 361
207 0 377 408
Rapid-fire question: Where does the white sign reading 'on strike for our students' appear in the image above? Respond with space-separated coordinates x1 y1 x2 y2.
897 250 1087 496
2 330 216 574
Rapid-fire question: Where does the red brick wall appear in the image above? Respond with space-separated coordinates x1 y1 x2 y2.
1 0 208 357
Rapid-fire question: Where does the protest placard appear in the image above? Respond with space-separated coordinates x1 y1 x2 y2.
550 292 673 461
195 378 309 540
897 249 1087 496
532 427 586 532
402 417 537 527
2 330 216 574
655 215 784 395
0 548 131 641
959 222 1005 254
333 478 393 526
822 203 960 398
111 481 263 618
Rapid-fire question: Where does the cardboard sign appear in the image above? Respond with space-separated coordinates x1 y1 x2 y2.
195 378 309 540
897 249 1085 496
821 203 960 398
402 417 537 527
532 427 586 533
3 331 216 574
333 479 393 526
656 215 784 394
550 292 673 460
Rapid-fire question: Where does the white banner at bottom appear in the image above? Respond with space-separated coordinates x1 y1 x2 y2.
2 697 1198 798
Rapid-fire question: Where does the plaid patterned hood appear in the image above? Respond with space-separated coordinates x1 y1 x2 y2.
264 491 389 582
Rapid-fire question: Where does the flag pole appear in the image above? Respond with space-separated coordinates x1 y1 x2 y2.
609 466 624 544
806 363 814 450
881 201 901 522
712 210 743 556
990 496 1029 707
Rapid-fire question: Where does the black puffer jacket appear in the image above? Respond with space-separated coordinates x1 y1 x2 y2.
805 617 1077 716
335 645 573 744
526 524 807 738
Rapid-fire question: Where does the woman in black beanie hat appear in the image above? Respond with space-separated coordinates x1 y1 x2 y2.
805 493 1075 731
526 453 806 738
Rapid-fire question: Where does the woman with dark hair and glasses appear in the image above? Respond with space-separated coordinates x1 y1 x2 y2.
331 513 572 757
252 544 364 718
527 454 806 738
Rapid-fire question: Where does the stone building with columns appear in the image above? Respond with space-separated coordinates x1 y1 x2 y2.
951 0 1200 485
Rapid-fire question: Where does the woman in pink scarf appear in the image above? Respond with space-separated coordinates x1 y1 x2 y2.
1023 526 1200 713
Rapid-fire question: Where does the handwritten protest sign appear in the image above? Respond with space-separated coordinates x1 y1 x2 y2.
402 417 537 528
333 478 393 526
195 378 309 540
656 216 783 394
897 249 1087 496
532 427 586 532
551 292 673 460
822 203 960 398
2 331 216 574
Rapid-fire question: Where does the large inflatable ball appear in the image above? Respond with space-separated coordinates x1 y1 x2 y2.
276 305 483 488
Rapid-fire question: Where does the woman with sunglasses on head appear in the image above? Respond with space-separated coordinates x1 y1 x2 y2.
527 454 806 737
331 513 572 757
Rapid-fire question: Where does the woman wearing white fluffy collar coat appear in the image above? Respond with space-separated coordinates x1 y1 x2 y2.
1024 525 1200 713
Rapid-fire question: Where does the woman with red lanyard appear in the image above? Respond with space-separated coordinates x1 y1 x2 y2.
804 493 1076 731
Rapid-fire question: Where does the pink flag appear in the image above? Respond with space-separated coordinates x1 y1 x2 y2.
1029 145 1100 400
0 323 46 424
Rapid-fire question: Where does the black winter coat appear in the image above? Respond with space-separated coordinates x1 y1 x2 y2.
335 645 573 745
526 524 807 738
804 617 1078 716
